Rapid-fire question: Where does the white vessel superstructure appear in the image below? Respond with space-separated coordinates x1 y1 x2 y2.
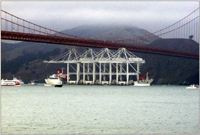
1 79 16 86
45 74 63 86
1 76 24 86
45 68 67 87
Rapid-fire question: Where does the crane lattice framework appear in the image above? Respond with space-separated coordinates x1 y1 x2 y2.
44 48 145 85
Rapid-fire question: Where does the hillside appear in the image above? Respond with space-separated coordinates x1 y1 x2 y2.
62 24 159 43
148 38 199 54
1 24 199 84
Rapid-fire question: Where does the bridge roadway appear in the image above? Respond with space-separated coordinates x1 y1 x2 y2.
1 31 199 59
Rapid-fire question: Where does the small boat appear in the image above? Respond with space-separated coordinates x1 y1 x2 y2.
28 80 37 85
186 84 199 89
134 77 154 86
134 69 154 86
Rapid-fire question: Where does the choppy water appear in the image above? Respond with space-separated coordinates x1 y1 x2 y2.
1 85 199 134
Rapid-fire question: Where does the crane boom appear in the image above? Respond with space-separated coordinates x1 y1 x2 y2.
141 69 155 79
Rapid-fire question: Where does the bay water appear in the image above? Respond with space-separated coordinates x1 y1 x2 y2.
1 85 199 134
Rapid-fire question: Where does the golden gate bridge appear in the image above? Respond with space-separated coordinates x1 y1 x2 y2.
1 8 199 59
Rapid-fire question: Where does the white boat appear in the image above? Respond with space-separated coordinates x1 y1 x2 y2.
45 69 67 87
45 75 63 86
134 69 154 86
1 79 16 86
1 76 24 86
186 84 199 89
1 78 21 86
134 79 154 86
28 80 37 85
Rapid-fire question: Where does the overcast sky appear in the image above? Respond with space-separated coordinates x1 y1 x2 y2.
1 1 199 32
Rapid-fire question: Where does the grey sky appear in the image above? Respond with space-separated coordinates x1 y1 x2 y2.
1 1 199 32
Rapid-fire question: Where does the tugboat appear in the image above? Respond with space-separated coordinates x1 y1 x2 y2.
134 69 155 86
44 68 67 87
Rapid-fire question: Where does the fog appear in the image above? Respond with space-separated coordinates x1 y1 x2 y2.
2 1 199 32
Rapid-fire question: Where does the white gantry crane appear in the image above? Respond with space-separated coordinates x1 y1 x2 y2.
44 48 145 85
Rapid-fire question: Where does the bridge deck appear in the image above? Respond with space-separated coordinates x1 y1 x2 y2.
1 31 199 59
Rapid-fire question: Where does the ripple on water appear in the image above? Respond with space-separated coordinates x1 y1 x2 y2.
2 85 199 134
